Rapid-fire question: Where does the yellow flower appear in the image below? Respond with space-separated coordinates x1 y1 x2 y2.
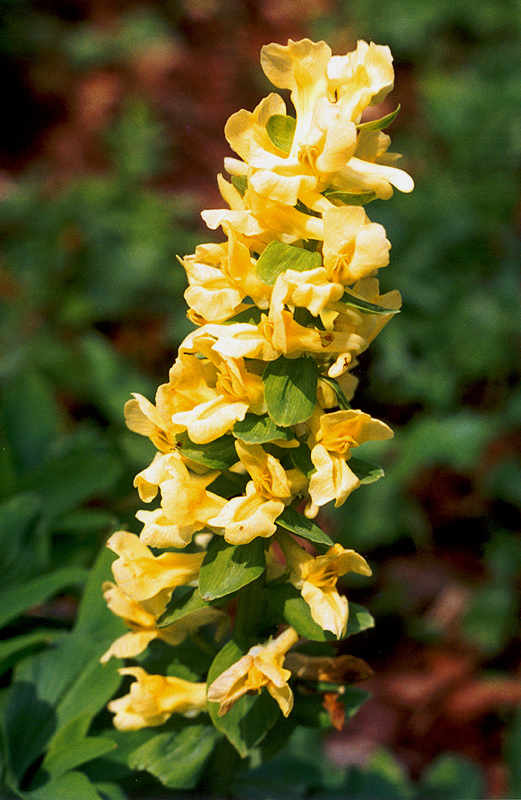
223 38 413 209
312 408 394 454
306 408 393 509
277 533 371 638
207 627 299 716
308 444 360 509
207 441 305 544
133 453 226 549
108 667 207 730
322 205 390 284
100 582 225 663
106 531 204 602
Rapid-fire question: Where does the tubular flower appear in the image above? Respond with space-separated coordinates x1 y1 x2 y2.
207 627 299 717
106 531 204 602
102 35 411 748
278 533 372 638
100 583 225 663
109 667 207 730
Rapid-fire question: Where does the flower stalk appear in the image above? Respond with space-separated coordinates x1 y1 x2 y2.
102 36 412 754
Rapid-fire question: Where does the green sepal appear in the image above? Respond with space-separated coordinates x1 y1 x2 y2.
266 114 296 153
277 506 334 548
222 305 263 326
199 537 266 602
157 586 212 628
349 457 385 485
339 291 400 316
174 432 238 470
255 241 321 286
320 375 352 410
233 413 295 444
207 639 280 757
231 175 247 196
356 104 401 131
322 189 377 206
263 355 318 426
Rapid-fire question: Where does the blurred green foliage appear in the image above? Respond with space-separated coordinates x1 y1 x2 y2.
1 0 521 797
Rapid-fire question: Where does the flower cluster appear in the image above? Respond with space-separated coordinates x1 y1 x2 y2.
102 38 412 740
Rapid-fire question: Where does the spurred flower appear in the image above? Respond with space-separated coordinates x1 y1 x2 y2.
109 667 207 730
207 627 299 716
277 533 372 637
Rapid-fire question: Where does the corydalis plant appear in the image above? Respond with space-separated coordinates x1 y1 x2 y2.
102 37 412 773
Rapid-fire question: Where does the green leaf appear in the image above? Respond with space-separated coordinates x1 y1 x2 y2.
322 189 377 205
28 769 106 800
2 549 123 782
277 506 334 548
44 729 116 779
0 567 87 630
199 537 266 602
157 587 211 628
263 356 318 427
20 449 123 520
206 472 249 500
207 640 280 757
357 104 401 131
0 630 64 676
339 291 400 316
349 457 385 485
233 413 295 444
255 241 321 286
231 175 247 196
344 748 413 800
345 603 375 636
289 441 314 477
417 753 485 800
0 368 61 473
266 584 335 641
128 725 219 789
265 114 296 153
0 493 48 583
174 432 238 470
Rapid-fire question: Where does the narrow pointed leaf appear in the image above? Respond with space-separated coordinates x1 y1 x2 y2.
263 355 318 426
356 104 401 131
277 506 334 548
339 292 400 316
322 190 377 205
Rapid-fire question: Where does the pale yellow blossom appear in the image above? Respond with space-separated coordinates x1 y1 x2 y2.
106 531 204 602
100 582 224 663
207 627 299 716
277 533 371 637
109 667 207 730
